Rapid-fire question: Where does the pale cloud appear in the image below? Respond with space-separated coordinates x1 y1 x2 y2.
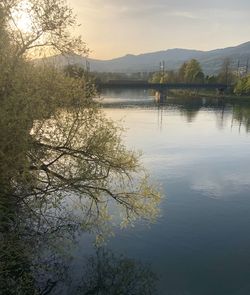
170 11 199 20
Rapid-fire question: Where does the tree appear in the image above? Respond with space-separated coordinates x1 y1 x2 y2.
1 2 160 293
217 58 235 85
234 75 250 95
149 71 176 83
184 59 204 83
0 0 160 238
177 62 188 82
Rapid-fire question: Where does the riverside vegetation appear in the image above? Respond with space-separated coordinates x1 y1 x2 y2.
0 1 160 294
84 58 250 97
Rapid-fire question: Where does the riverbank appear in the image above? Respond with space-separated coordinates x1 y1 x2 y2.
168 89 250 103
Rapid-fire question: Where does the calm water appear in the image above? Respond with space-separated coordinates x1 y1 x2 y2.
74 91 250 295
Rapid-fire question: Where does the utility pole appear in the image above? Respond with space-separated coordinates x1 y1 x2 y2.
237 60 240 77
159 60 165 73
246 58 249 75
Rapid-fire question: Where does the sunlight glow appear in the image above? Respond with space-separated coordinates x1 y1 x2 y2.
12 0 33 33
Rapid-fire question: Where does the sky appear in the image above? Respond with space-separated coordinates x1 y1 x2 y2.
69 0 250 60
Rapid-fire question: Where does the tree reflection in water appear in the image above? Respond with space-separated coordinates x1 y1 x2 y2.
232 105 250 132
0 215 157 295
76 248 157 295
154 96 250 133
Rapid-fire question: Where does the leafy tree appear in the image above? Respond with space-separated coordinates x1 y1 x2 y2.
0 0 160 239
184 59 204 83
149 71 176 83
150 72 166 83
64 64 87 79
234 75 250 95
0 1 161 293
177 60 204 83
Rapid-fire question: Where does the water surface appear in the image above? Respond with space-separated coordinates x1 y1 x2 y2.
76 91 250 295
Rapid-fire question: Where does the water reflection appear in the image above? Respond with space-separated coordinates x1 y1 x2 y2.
232 105 250 132
0 211 73 295
3 92 250 295
0 90 161 295
101 92 250 133
1 221 157 295
100 93 250 295
75 248 157 295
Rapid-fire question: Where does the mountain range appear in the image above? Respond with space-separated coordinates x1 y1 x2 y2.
36 41 250 75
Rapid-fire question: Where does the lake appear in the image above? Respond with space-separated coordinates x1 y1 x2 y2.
72 90 250 295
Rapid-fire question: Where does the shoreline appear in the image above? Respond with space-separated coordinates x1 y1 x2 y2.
167 90 250 103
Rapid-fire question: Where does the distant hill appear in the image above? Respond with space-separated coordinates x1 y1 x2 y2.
35 42 250 75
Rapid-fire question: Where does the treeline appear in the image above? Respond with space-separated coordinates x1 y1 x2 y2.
64 59 250 96
149 58 235 85
149 58 250 96
64 65 150 82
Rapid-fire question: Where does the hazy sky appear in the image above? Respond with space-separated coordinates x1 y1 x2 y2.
69 0 250 60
